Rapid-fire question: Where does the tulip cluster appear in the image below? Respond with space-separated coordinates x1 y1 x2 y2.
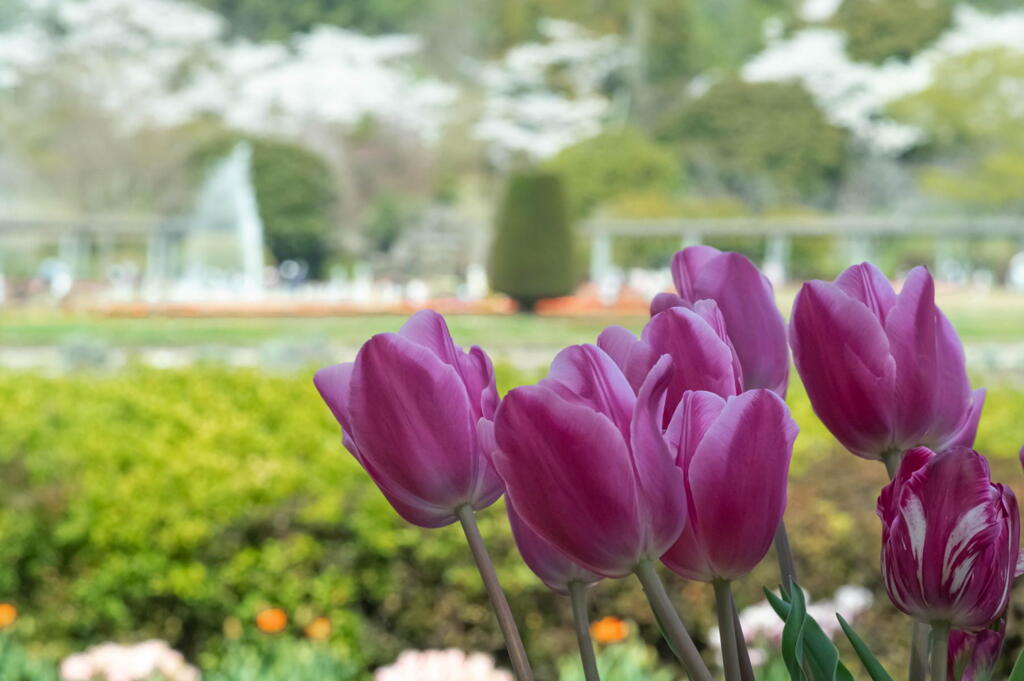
315 250 1023 681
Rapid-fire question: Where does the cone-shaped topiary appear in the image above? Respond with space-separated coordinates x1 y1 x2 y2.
488 171 575 312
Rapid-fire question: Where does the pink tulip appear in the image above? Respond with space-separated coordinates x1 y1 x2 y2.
948 624 1004 681
878 447 1019 630
660 390 798 582
492 345 687 578
314 310 504 528
507 505 603 594
599 303 741 425
791 263 984 460
651 246 789 395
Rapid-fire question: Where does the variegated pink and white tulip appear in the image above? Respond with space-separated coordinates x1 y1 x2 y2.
877 447 1019 630
948 624 1004 681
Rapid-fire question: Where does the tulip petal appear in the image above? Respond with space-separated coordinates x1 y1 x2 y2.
544 344 636 442
349 333 478 511
494 385 642 578
597 326 657 394
834 262 897 322
928 310 976 447
666 390 797 581
643 307 740 423
650 292 687 316
629 355 688 557
473 418 506 511
884 267 938 445
314 362 355 434
508 502 601 594
692 252 789 394
790 280 897 458
671 246 721 300
664 390 727 467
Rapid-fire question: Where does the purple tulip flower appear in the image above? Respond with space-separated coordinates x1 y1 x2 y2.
791 263 985 461
651 246 789 396
660 390 799 582
948 624 1004 681
599 303 741 426
878 447 1019 630
314 310 504 528
507 505 603 595
492 345 687 578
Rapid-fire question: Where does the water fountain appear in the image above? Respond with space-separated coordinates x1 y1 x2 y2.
173 142 265 299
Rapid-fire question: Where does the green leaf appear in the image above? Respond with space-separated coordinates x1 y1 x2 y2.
837 614 895 681
763 588 855 681
1008 646 1024 681
781 584 807 681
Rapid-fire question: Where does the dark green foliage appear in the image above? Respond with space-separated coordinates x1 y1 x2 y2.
192 0 423 41
663 79 847 207
488 171 575 310
834 0 953 63
192 136 338 279
546 128 682 218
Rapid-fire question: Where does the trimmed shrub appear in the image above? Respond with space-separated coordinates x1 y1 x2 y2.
488 172 575 311
191 136 338 279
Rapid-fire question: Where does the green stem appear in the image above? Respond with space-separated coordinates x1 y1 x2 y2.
714 580 741 681
634 560 713 681
568 581 601 681
456 506 534 681
773 522 797 594
731 593 755 681
931 623 950 681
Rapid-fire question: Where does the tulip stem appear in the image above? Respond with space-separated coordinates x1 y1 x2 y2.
773 522 798 594
714 581 742 681
931 623 949 681
634 560 713 681
568 580 601 681
456 505 535 681
731 593 756 681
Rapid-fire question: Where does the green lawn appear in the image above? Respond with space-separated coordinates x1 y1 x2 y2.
1 288 1022 349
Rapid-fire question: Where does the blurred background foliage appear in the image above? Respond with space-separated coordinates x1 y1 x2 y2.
0 364 1021 678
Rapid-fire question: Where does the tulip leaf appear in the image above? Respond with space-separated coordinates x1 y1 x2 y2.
837 614 895 681
1009 647 1024 681
780 583 807 681
764 588 855 681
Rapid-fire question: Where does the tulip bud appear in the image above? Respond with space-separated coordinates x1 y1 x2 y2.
314 310 504 528
791 263 984 460
492 345 687 578
599 303 741 425
878 447 1019 630
652 246 789 395
660 390 798 582
949 624 1004 681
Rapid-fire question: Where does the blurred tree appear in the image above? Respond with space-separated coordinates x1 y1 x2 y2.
488 171 575 311
833 0 953 63
192 0 424 40
191 136 338 278
661 79 847 207
887 48 1024 211
546 127 683 217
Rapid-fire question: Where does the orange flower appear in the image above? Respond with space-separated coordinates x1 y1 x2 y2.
0 603 17 629
255 608 288 634
590 616 629 644
304 616 332 640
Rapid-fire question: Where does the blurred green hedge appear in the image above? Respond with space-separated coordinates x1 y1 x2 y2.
0 366 1021 677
